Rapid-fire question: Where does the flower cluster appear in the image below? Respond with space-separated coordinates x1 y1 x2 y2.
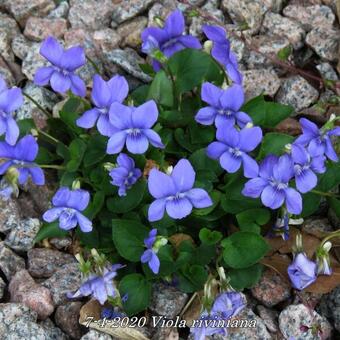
7 7 338 317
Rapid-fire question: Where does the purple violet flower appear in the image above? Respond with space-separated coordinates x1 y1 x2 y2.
109 153 142 196
68 264 124 305
141 9 201 71
0 178 15 200
0 135 45 185
211 291 246 319
195 83 251 128
295 118 340 161
76 74 128 136
290 143 326 194
190 291 246 340
287 253 317 290
148 159 213 221
317 256 332 276
141 229 160 274
34 36 86 97
202 25 243 84
242 155 302 214
190 312 226 340
107 100 164 154
207 123 262 178
43 187 92 232
0 76 23 145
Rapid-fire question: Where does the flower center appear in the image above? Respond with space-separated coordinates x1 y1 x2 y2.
167 192 186 201
162 37 179 49
294 164 310 176
228 147 242 157
98 107 108 115
218 109 233 116
126 128 141 136
270 178 288 190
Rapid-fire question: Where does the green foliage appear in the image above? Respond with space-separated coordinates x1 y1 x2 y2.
258 133 294 158
236 208 271 233
229 264 263 290
222 232 269 269
119 274 151 316
34 221 68 243
242 95 294 128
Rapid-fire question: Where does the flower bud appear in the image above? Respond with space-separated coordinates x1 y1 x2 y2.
203 40 213 54
153 236 168 253
154 16 164 28
103 162 115 171
165 165 173 175
284 143 292 153
72 179 81 190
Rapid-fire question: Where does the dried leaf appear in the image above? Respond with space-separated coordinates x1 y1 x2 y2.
261 255 340 294
169 233 194 251
79 300 150 340
266 228 320 257
305 266 340 294
182 292 203 327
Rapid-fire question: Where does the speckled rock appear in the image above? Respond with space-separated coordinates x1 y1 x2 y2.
279 304 332 339
4 218 40 252
246 34 291 68
303 217 333 235
152 326 178 340
0 13 20 39
4 0 55 27
42 262 82 306
117 16 148 48
316 62 339 81
9 270 54 320
147 1 177 27
256 305 279 333
103 48 151 82
7 318 49 340
112 0 155 25
0 31 14 63
47 0 69 19
39 318 68 340
0 199 21 234
190 0 225 38
28 248 76 278
0 277 6 300
221 0 267 35
81 329 113 340
243 68 281 99
0 303 38 331
16 82 58 127
55 302 83 339
212 308 272 340
317 285 340 332
92 28 121 54
283 5 335 32
22 43 49 81
0 66 15 86
68 0 115 30
149 282 188 318
306 27 340 61
251 268 291 307
24 17 67 41
276 76 319 111
0 242 25 280
261 12 305 49
49 236 73 249
11 34 33 60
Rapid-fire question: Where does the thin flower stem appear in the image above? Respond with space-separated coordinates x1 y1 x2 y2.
36 128 60 144
311 190 340 198
23 92 52 118
40 164 65 170
86 56 101 75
